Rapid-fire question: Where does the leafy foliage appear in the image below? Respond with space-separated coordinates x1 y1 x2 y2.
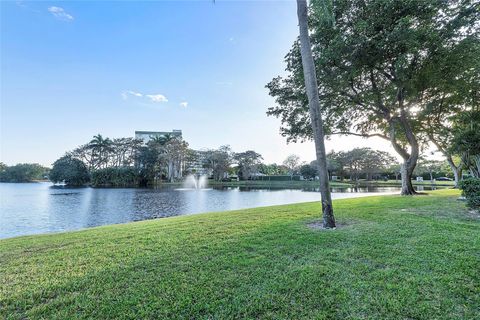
234 151 263 180
258 163 289 175
202 146 234 181
325 148 397 181
459 178 480 209
0 163 49 182
50 156 90 186
283 154 302 175
91 167 139 187
267 0 479 194
300 163 318 180
449 110 480 177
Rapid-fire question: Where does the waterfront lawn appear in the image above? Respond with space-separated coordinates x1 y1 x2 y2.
208 179 353 188
359 179 456 187
1 190 478 319
208 179 455 188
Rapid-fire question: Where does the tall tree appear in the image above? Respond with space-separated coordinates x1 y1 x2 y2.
234 151 263 180
89 134 113 169
283 154 301 177
296 0 335 228
163 138 190 182
203 146 233 181
268 0 479 195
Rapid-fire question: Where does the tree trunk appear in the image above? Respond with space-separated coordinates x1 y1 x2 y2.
445 155 462 187
389 115 419 195
400 160 416 195
451 165 461 188
296 0 335 228
428 135 462 188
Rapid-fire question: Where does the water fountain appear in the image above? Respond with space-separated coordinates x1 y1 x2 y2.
181 174 209 190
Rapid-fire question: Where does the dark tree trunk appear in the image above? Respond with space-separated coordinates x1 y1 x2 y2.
400 159 416 195
389 113 419 196
297 0 335 228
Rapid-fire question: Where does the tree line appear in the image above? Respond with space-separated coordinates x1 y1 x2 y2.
0 163 49 183
1 140 458 186
47 134 264 186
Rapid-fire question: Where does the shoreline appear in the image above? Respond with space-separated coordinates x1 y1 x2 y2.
1 187 400 240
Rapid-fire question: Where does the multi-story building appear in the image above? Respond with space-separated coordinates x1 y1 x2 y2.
134 130 182 144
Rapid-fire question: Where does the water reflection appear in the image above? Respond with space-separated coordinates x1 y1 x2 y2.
0 182 444 239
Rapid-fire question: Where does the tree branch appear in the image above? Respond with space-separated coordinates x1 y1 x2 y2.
329 131 390 141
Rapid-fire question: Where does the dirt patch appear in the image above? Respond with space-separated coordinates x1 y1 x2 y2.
467 209 480 220
306 220 351 231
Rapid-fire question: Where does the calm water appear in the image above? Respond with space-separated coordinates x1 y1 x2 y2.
0 182 440 239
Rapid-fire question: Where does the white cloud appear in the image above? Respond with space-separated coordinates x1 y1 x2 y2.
48 6 74 21
121 91 143 100
122 91 169 104
128 91 143 97
179 102 188 108
146 94 168 103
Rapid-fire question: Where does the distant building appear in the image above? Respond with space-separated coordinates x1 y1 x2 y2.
135 130 182 144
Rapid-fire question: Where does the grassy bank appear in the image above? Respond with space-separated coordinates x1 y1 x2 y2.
357 179 456 187
207 179 455 189
1 190 478 319
208 179 352 188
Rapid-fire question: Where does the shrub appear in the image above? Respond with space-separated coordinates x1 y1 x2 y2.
459 178 480 209
254 175 301 181
91 167 139 187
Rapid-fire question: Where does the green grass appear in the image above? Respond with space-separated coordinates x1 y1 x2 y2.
358 179 456 187
1 190 478 319
208 179 455 188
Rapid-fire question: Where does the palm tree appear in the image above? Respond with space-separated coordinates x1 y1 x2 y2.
89 134 113 169
296 0 335 228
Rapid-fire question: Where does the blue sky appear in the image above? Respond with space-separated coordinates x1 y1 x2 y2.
1 0 392 167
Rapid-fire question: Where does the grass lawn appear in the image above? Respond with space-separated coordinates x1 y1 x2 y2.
358 179 456 187
208 179 455 189
1 190 478 319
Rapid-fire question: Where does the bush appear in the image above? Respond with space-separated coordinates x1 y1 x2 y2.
459 178 480 209
254 175 301 181
91 167 139 187
50 156 90 186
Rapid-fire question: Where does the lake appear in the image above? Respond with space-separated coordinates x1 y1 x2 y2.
0 182 441 239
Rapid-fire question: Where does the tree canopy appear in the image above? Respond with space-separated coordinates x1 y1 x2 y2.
267 0 479 194
0 163 49 183
50 156 90 186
